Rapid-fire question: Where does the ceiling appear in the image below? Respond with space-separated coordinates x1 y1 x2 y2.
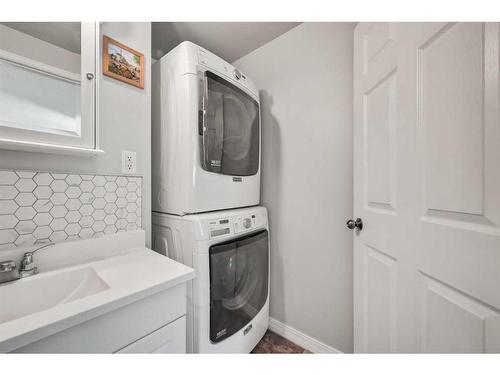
1 22 81 54
152 22 301 62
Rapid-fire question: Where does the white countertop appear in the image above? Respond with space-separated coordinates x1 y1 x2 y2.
0 230 194 352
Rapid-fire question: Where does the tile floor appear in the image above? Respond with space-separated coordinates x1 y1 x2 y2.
251 330 311 354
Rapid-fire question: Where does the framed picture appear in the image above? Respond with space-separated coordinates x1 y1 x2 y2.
102 35 144 89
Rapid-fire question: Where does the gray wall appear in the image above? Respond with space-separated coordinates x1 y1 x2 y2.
235 22 354 352
0 22 152 246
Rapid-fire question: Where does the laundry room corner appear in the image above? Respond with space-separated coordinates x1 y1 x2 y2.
234 22 355 353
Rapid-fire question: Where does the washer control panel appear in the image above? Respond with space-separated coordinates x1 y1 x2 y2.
234 214 257 234
208 218 232 239
206 210 266 239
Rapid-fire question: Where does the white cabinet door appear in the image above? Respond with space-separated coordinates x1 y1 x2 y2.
354 22 500 353
0 22 97 150
117 316 186 354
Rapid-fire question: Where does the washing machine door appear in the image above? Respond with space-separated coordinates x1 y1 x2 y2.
200 70 260 176
209 229 269 343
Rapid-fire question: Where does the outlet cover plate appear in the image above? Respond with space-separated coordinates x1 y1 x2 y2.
122 151 137 174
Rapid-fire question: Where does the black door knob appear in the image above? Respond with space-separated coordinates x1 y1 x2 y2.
346 218 363 230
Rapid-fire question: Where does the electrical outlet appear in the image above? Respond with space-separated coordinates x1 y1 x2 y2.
122 151 137 174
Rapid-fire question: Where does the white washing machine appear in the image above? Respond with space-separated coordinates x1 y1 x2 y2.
152 41 261 215
152 206 269 353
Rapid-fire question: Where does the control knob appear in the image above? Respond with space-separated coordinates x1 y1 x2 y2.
243 218 252 229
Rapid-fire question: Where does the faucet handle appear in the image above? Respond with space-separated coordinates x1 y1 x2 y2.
18 244 53 279
21 252 34 269
19 252 37 277
0 260 16 273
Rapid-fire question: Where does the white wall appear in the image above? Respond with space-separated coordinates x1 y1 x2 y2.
0 22 152 246
235 22 354 352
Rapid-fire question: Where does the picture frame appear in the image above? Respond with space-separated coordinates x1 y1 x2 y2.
102 35 144 89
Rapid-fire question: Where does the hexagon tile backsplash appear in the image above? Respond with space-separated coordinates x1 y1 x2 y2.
0 170 142 250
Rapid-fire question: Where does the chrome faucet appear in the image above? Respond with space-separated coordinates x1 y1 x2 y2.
0 242 55 284
19 242 55 278
0 260 18 284
0 260 16 273
19 252 37 278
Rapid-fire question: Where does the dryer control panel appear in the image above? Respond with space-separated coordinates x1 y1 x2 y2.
197 47 254 93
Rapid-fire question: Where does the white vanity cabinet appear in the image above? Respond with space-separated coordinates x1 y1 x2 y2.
13 283 188 353
0 230 195 354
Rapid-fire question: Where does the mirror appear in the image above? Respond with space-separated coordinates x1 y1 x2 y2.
0 22 97 151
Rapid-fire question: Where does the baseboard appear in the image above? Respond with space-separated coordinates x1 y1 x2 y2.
268 317 342 353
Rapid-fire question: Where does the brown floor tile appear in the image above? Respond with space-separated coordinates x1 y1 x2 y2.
251 330 311 354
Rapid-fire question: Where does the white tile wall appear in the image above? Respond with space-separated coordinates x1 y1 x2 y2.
0 170 142 250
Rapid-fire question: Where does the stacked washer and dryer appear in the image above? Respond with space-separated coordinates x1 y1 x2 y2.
151 41 269 353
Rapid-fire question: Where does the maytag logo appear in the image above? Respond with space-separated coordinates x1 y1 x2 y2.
233 177 242 182
216 328 227 338
243 324 253 335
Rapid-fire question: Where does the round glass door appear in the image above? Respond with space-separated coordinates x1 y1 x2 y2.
202 71 260 176
209 230 269 343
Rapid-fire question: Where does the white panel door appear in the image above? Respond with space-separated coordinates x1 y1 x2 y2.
353 22 500 353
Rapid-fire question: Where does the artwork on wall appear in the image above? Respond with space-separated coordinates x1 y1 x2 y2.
102 35 144 89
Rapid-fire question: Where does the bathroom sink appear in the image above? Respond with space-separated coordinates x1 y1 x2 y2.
0 267 109 325
0 230 194 353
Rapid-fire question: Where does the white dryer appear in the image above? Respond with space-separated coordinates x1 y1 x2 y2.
152 206 269 353
152 41 261 215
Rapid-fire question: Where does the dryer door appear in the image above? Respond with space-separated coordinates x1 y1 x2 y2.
209 230 269 343
200 70 260 176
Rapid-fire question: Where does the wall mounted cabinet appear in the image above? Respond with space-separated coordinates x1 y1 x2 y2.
0 22 102 155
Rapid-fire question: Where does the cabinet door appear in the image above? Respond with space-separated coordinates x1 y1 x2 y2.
117 316 186 354
0 22 96 149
